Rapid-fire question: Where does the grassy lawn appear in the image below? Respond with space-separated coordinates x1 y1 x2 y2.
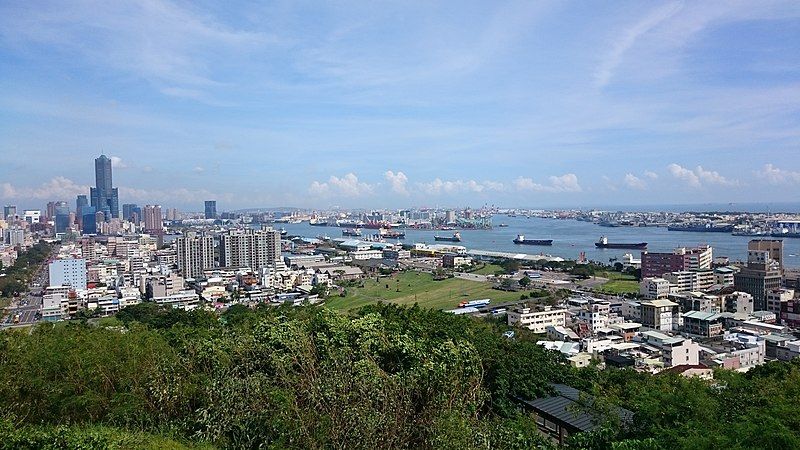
325 271 525 312
595 271 639 294
471 263 504 275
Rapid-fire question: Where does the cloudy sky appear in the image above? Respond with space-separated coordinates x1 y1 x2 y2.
1 1 799 211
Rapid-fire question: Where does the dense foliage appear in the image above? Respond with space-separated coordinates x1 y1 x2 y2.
1 303 800 449
0 241 52 297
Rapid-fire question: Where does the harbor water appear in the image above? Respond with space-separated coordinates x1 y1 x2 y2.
275 215 800 268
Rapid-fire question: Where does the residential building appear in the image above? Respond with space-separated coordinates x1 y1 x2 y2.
219 227 282 269
175 232 214 279
748 239 783 269
640 277 671 300
2 205 16 220
734 250 783 310
724 291 754 314
641 245 712 278
48 258 87 291
507 305 568 333
143 205 163 232
640 299 681 331
639 331 700 367
682 311 725 337
766 289 795 322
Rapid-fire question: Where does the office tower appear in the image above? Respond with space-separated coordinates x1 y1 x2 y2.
748 239 783 270
46 201 57 220
143 205 163 232
76 195 88 218
48 259 87 290
641 245 713 278
219 227 282 269
89 154 120 218
23 210 41 224
81 206 97 235
204 200 217 219
54 201 71 234
734 250 783 311
175 232 214 279
122 203 137 221
3 205 16 220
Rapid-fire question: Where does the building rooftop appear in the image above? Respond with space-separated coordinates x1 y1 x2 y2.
641 299 678 308
518 384 633 433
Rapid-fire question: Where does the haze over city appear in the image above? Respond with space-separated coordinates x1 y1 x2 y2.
2 1 800 210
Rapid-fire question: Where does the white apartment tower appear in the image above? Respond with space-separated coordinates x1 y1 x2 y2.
175 232 214 279
219 227 281 269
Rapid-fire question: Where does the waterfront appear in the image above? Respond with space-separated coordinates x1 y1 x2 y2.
276 215 800 268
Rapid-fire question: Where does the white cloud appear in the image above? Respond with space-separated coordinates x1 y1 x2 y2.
623 173 647 190
594 2 683 87
417 178 505 195
309 173 373 197
109 156 127 168
384 170 409 195
514 174 582 193
667 163 737 188
192 166 205 173
120 186 233 204
755 164 800 185
644 171 658 180
0 176 90 200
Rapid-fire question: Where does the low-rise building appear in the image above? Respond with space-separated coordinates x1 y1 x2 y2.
508 305 568 333
640 277 671 300
640 299 681 332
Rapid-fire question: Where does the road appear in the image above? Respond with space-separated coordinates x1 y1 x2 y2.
1 247 52 328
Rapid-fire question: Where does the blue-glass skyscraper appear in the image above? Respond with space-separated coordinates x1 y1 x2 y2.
81 206 97 235
89 154 119 219
54 201 70 234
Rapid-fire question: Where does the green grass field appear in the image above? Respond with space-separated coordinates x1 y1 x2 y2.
324 271 526 312
595 271 639 294
471 263 504 275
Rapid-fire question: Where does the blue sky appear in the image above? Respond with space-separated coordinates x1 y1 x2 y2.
1 1 799 211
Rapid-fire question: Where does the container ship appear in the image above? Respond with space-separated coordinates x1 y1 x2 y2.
512 235 553 246
342 228 362 237
667 223 734 233
434 232 461 242
594 236 647 249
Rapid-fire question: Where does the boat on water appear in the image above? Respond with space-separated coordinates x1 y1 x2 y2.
342 228 362 237
667 223 734 233
279 228 288 236
594 236 647 250
512 235 553 246
498 223 509 227
309 218 328 226
598 221 621 227
772 232 800 238
379 228 405 239
434 232 462 242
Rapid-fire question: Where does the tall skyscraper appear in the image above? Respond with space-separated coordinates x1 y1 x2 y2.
76 195 88 226
204 200 217 219
46 201 57 220
54 201 71 234
81 206 97 235
219 227 282 269
143 205 163 232
89 154 120 218
2 205 16 220
176 232 214 279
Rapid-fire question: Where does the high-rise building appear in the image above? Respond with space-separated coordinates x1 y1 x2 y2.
175 232 214 279
219 227 282 269
204 200 217 220
143 205 163 232
54 201 71 234
48 258 87 290
3 205 17 220
122 203 137 221
641 245 713 278
165 208 178 221
46 201 57 220
89 154 120 218
81 206 97 235
734 250 783 311
4 227 25 246
76 195 88 218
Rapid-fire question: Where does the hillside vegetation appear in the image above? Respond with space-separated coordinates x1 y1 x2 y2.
1 303 799 449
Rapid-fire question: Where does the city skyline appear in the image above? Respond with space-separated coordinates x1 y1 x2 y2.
1 1 800 209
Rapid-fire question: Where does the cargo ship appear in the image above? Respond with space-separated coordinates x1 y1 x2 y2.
512 235 553 246
434 232 461 242
667 223 734 233
594 236 647 249
309 218 329 226
342 228 361 237
379 228 405 239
